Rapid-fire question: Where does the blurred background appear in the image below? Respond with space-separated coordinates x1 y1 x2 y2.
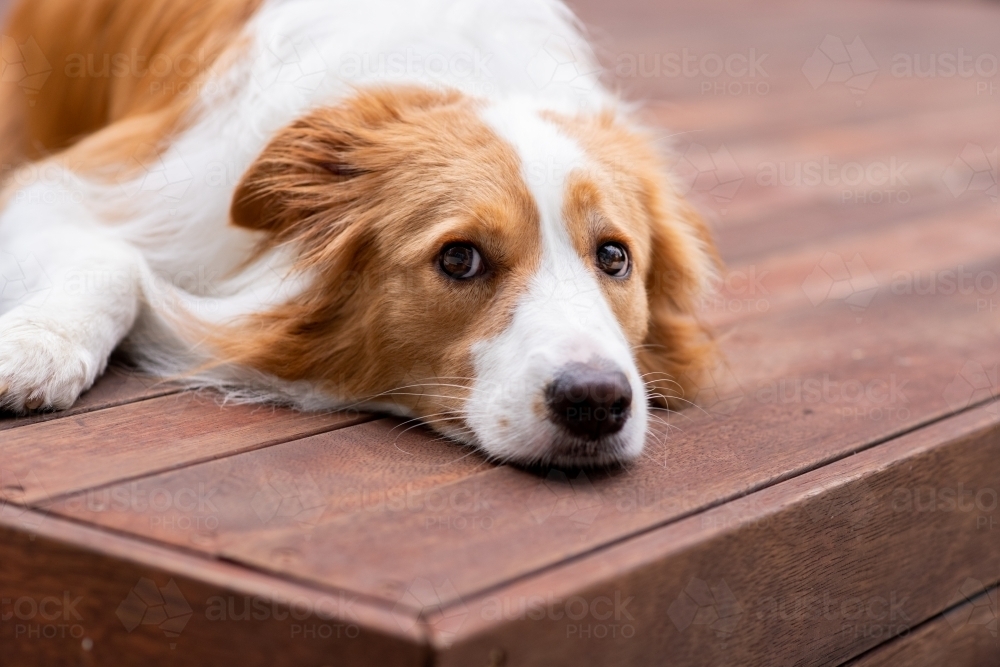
564 0 998 263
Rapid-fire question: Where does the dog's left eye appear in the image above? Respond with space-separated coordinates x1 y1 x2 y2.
440 244 485 280
596 242 630 277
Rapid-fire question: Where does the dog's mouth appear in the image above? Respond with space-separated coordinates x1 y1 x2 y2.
533 434 638 468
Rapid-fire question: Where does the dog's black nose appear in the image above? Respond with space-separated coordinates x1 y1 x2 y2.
545 361 633 440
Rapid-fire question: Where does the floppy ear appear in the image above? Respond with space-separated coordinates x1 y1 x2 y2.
230 86 462 249
636 177 721 409
229 116 368 236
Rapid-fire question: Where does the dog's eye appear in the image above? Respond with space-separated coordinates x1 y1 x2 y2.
440 244 485 280
596 243 630 278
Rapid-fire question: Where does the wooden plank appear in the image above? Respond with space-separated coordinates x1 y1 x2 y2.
47 253 1000 607
430 403 1000 666
0 363 180 432
652 100 1000 263
0 392 372 503
702 202 1000 329
38 419 488 559
0 509 426 666
845 586 998 666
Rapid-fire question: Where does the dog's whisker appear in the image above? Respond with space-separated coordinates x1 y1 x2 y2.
391 415 468 442
382 393 467 402
656 406 701 423
643 376 685 390
646 412 681 433
388 411 463 435
333 381 481 413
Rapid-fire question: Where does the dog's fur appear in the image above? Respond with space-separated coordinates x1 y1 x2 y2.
0 0 717 466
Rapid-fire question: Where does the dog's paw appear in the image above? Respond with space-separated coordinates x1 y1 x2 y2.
0 317 98 413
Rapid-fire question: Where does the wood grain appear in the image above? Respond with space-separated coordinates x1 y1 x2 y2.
430 403 1000 666
41 419 488 562
701 202 1000 329
0 392 372 504
0 509 426 666
0 364 180 432
49 262 1000 608
845 587 998 667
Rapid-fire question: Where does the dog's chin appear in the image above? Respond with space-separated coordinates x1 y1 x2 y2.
451 415 647 469
529 435 644 469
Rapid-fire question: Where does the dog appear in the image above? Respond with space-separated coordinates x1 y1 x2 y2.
0 0 717 466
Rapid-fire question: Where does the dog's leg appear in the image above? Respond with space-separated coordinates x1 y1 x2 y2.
0 173 143 412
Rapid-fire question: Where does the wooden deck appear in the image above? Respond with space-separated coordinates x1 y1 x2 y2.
2 0 999 664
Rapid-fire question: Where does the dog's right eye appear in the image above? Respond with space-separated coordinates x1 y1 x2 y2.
440 244 485 280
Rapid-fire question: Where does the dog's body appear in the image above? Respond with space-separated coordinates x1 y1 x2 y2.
0 0 717 465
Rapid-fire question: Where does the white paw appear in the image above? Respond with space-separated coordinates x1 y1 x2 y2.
0 316 100 413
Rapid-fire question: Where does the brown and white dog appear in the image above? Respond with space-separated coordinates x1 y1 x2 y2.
0 0 717 466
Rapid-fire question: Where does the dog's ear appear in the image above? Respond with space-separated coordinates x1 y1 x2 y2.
636 178 720 409
231 86 462 241
229 114 367 235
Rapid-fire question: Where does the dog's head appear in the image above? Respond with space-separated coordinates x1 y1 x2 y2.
226 87 717 467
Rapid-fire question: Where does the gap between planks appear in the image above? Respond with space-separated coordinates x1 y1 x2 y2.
421 395 1000 613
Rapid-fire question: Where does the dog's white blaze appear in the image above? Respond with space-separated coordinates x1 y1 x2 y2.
470 100 647 464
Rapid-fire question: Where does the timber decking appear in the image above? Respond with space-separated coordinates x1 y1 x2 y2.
1 0 998 665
